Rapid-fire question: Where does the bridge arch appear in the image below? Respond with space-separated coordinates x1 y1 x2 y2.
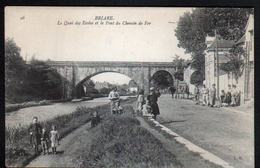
75 71 138 98
150 70 174 88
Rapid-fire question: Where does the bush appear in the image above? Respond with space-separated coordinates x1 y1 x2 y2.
5 100 52 113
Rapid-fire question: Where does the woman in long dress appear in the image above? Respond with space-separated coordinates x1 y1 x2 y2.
147 87 160 120
136 89 145 115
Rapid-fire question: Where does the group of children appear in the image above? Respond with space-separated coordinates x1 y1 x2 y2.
136 89 155 118
194 84 240 107
29 111 103 155
28 117 60 155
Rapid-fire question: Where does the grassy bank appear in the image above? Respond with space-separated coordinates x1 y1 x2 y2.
79 107 180 167
5 98 136 167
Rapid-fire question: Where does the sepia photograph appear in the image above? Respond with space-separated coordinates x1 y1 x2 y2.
5 7 254 167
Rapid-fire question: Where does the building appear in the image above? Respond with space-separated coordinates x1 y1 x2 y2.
236 14 254 103
183 64 195 94
205 36 235 96
204 14 254 105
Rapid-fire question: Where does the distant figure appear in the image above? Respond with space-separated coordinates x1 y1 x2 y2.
169 86 176 98
226 85 232 106
194 84 200 105
41 127 50 155
231 85 239 106
147 87 160 120
108 87 120 115
209 84 216 107
136 89 145 115
202 85 209 106
50 125 59 154
91 111 102 127
28 117 42 155
220 90 226 104
142 99 152 116
112 100 123 114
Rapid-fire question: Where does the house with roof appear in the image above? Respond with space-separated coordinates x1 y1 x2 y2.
205 36 235 94
204 14 254 105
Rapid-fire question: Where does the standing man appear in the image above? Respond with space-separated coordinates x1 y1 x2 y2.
169 86 176 98
202 85 209 106
226 84 232 106
28 117 42 155
194 84 200 105
108 87 120 115
147 87 160 120
209 84 216 107
231 84 238 106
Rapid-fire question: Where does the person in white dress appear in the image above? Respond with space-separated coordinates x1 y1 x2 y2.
50 125 59 154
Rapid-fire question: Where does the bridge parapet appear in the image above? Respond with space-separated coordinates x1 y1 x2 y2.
47 61 175 68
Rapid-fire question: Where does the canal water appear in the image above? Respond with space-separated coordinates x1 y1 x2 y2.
5 96 130 128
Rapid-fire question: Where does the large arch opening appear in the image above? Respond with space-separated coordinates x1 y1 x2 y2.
75 71 137 98
150 70 174 90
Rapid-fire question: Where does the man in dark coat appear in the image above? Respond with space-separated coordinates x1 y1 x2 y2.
28 117 42 154
169 86 176 98
147 87 160 120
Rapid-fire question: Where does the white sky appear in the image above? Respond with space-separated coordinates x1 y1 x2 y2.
5 7 192 84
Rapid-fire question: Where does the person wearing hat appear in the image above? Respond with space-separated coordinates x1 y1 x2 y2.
147 87 160 120
108 87 120 115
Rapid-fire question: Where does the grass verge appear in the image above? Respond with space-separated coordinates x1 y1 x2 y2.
79 106 180 168
5 98 136 167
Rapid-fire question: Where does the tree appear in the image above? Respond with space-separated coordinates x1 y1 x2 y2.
175 8 253 74
83 79 96 96
151 70 173 88
220 45 245 82
26 57 63 100
5 38 27 102
172 55 191 81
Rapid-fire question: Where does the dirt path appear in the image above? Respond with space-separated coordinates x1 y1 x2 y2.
136 116 222 168
156 94 254 168
26 122 93 167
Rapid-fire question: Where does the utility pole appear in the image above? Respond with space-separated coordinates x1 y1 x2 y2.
215 29 220 100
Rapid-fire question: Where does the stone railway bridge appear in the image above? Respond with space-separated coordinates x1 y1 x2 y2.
47 61 177 99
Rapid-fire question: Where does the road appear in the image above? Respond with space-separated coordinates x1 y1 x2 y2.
5 96 130 128
156 94 254 168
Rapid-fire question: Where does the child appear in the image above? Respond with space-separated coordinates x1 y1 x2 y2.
91 111 102 128
112 100 123 114
136 89 145 115
50 125 59 154
28 117 42 155
142 99 152 116
41 127 49 155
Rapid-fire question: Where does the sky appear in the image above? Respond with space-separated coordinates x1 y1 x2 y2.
5 7 192 84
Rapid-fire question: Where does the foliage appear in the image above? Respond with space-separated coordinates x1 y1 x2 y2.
175 8 253 73
172 55 191 81
5 38 27 102
100 87 109 94
26 57 63 100
190 71 204 85
220 45 245 82
5 38 64 103
151 70 173 88
83 79 96 96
